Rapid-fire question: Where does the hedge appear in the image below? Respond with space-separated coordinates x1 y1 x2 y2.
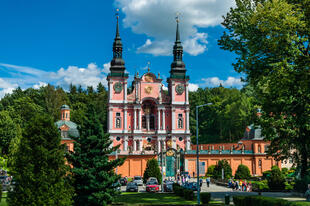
233 195 310 206
183 189 194 200
200 192 211 204
172 183 194 201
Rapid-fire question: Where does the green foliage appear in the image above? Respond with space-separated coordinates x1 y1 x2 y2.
67 104 124 206
251 180 269 192
0 111 19 155
206 165 215 177
235 164 251 179
172 183 183 196
233 195 306 206
189 87 255 144
143 159 162 184
200 192 211 204
213 159 232 180
282 168 289 176
219 0 310 177
266 166 286 191
294 174 310 193
182 189 194 201
7 112 73 206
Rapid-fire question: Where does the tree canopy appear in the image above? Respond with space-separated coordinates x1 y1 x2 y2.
219 0 310 176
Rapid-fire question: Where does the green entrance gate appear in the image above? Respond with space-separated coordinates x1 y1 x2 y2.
166 156 175 177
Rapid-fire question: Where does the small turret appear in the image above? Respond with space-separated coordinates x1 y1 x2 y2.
61 105 70 121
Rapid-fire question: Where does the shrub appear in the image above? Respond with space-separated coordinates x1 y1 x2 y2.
282 168 289 176
233 196 291 206
294 175 310 193
252 180 269 192
200 192 211 204
267 166 286 191
0 183 2 202
143 158 162 184
183 189 194 200
263 170 272 179
173 183 183 196
233 196 246 206
213 160 232 180
206 165 215 177
235 164 251 179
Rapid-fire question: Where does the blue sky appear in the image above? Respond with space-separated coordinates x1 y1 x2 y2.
0 0 243 97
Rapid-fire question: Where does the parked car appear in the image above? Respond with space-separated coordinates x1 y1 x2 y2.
147 177 158 183
184 182 198 191
112 182 121 191
126 182 138 192
133 176 143 186
164 181 174 192
146 181 160 192
120 177 127 186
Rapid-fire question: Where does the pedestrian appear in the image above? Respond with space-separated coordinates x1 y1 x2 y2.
206 176 210 187
200 178 203 188
193 171 195 177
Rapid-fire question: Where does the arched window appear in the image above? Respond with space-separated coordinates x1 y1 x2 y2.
258 145 261 153
142 116 146 129
150 115 155 130
258 159 262 168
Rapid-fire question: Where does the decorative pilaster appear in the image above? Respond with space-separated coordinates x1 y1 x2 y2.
109 108 113 131
124 107 127 133
124 81 127 103
139 139 143 151
157 109 161 130
134 109 137 130
138 109 142 130
186 108 190 133
133 139 137 151
185 83 189 104
172 108 176 131
172 136 177 149
157 139 161 153
186 137 191 151
162 109 166 130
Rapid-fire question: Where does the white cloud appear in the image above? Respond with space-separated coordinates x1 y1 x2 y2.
162 85 168 91
33 81 47 89
51 63 108 89
0 78 18 98
188 83 199 92
137 39 171 56
102 62 110 74
116 0 234 56
201 76 244 88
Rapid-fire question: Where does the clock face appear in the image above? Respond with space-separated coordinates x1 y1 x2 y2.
175 84 185 95
113 82 123 93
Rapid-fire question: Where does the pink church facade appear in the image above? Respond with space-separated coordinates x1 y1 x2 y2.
107 15 191 158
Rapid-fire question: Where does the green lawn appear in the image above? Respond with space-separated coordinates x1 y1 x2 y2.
113 192 224 205
0 192 7 206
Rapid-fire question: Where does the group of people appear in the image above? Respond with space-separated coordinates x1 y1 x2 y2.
228 179 252 192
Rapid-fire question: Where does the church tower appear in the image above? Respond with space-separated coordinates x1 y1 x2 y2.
167 16 191 149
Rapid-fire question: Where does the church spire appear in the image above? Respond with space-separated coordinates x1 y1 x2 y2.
110 9 126 75
170 14 186 79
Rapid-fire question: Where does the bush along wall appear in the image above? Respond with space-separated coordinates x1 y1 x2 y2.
200 192 211 204
233 195 310 206
172 183 194 201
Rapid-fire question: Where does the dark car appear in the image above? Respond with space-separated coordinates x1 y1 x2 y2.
164 181 174 192
184 182 198 191
146 181 160 192
120 177 127 186
126 182 138 192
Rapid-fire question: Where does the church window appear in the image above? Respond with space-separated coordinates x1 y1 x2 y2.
116 137 121 141
150 115 155 130
258 160 262 168
142 116 146 129
116 113 121 128
178 114 183 129
62 113 65 119
66 113 68 118
178 137 183 141
258 145 261 153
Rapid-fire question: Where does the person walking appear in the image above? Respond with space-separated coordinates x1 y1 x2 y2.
206 176 210 187
199 178 203 188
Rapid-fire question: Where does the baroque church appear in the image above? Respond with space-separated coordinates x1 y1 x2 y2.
57 14 283 178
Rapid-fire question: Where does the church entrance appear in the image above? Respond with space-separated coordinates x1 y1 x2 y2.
166 156 175 177
164 148 184 177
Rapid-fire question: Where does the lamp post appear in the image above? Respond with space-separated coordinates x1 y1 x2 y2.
196 103 212 205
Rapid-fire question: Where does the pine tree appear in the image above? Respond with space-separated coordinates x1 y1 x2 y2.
7 112 73 206
143 158 162 183
67 104 124 206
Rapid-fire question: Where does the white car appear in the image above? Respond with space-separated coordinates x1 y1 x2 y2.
133 176 143 186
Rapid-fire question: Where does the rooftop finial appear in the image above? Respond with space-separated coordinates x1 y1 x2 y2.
115 8 120 38
175 12 180 42
147 61 150 72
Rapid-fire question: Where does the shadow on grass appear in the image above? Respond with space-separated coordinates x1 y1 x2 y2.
113 192 197 205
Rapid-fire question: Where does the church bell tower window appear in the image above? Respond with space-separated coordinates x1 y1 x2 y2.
178 114 183 129
115 112 121 128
